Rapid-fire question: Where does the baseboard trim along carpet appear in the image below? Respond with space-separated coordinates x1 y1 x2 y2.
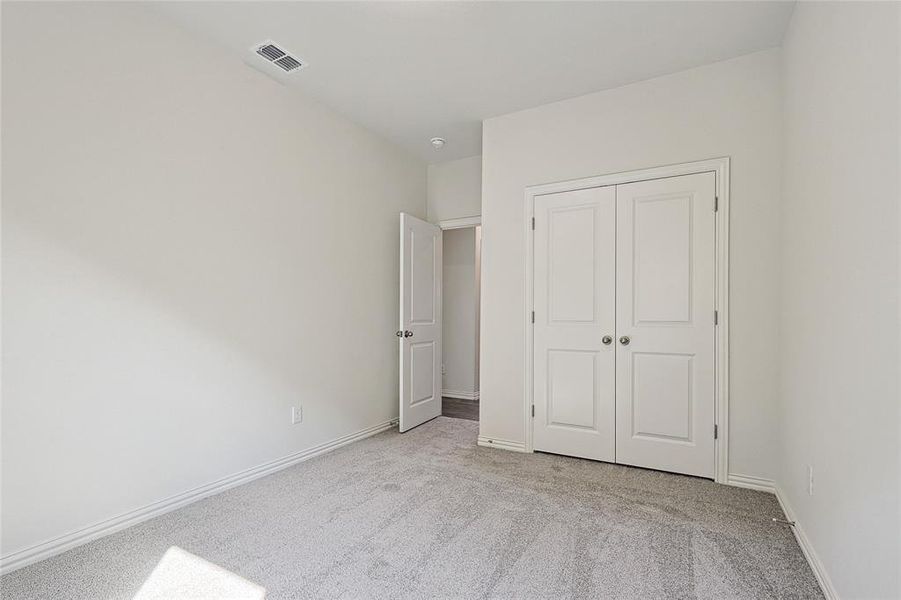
774 485 839 600
726 473 777 493
726 473 836 599
441 390 480 401
0 418 399 576
0 418 824 599
477 435 527 453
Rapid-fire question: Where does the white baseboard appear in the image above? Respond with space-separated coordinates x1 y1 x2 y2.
773 485 839 600
477 435 527 453
723 474 838 599
0 418 398 576
726 473 776 493
441 390 479 401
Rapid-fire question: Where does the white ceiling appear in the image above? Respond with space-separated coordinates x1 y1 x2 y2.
152 2 794 163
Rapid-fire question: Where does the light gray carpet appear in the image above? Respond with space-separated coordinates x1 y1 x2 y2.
1 417 822 599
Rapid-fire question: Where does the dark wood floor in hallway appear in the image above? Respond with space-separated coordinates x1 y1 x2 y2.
441 397 479 421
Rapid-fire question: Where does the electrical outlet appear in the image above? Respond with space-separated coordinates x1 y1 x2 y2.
291 406 303 425
807 464 814 495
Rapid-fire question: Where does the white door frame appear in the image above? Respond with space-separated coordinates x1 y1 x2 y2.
438 215 481 230
523 157 730 483
437 215 482 402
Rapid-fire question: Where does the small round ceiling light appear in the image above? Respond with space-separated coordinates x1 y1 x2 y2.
430 137 446 150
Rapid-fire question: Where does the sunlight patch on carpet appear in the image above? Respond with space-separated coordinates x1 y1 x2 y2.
133 546 265 600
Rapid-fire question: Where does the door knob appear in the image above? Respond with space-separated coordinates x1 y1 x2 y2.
602 335 613 345
395 330 404 338
619 336 631 346
404 330 414 338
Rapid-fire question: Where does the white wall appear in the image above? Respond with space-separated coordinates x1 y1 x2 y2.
442 228 480 398
480 50 782 479
427 155 482 222
779 3 900 597
1 2 425 561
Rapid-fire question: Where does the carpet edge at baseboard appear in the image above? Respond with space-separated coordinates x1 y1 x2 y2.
476 435 527 453
726 473 777 493
726 473 837 599
0 418 398 576
773 484 840 600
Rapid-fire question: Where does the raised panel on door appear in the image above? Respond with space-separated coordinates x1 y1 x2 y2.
409 341 437 407
615 172 716 478
547 350 597 429
410 229 436 325
399 213 442 433
631 352 693 442
533 186 615 462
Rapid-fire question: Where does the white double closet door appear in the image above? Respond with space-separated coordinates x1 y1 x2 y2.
533 172 716 479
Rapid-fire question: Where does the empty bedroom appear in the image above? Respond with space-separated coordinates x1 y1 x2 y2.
1 1 899 599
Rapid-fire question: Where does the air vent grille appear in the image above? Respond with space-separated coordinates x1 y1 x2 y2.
257 44 286 61
252 41 305 74
274 56 302 72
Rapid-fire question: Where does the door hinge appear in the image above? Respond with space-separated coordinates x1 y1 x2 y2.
714 424 719 439
531 311 535 324
714 196 719 212
531 405 535 418
531 216 535 230
714 310 719 325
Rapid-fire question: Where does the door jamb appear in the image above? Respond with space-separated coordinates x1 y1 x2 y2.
438 215 481 230
437 215 482 406
523 157 730 483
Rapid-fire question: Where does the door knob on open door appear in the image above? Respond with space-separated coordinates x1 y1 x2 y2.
395 330 404 337
404 330 413 338
602 335 613 345
619 336 631 345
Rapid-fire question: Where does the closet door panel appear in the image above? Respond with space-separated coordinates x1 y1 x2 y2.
533 186 616 462
615 172 716 478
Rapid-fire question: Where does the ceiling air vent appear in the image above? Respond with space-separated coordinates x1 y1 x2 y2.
257 44 286 61
274 55 302 72
252 41 305 74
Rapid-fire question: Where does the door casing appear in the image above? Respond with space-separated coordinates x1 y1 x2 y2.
523 157 730 483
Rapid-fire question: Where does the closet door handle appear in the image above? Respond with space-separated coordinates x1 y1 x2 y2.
619 336 631 346
602 335 613 345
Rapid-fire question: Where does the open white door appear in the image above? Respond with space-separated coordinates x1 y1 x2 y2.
398 213 442 432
